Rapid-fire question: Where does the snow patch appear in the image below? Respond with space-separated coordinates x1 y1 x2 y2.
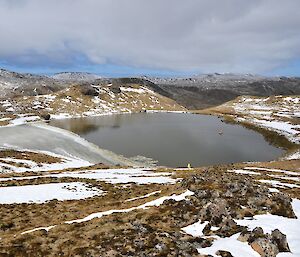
0 182 102 204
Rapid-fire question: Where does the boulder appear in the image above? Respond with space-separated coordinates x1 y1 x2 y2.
248 227 265 243
271 229 290 252
270 193 296 218
216 250 234 257
186 236 213 248
240 227 290 257
80 84 99 96
110 84 121 94
250 238 279 257
41 113 51 120
238 230 251 243
200 200 229 225
216 217 243 237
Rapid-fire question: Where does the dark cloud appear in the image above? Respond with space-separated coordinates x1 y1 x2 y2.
0 0 299 73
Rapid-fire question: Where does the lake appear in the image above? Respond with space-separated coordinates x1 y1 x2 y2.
50 113 284 167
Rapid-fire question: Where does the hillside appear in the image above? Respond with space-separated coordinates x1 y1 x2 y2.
198 95 300 152
148 74 300 109
0 69 72 98
0 79 186 126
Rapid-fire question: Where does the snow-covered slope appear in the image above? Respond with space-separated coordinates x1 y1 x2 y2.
208 95 300 144
0 69 68 98
0 82 186 126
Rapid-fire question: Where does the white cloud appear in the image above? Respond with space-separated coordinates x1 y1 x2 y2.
0 0 299 73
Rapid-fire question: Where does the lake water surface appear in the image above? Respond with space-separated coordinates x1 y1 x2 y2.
50 113 284 167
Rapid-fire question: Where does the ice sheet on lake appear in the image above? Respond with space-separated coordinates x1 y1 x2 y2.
0 123 140 166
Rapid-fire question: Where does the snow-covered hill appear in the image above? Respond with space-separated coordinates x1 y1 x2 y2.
0 69 68 98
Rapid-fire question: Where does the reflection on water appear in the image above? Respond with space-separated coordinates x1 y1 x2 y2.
51 115 123 134
50 113 284 167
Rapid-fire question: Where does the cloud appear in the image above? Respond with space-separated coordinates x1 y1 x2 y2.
0 0 299 73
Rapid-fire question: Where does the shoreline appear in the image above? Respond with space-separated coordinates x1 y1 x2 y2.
0 109 299 171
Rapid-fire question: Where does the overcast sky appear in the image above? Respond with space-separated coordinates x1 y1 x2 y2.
0 0 299 76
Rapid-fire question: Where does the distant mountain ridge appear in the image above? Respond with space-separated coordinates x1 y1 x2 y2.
1 68 300 110
144 73 300 109
0 70 102 98
51 72 102 81
0 69 69 98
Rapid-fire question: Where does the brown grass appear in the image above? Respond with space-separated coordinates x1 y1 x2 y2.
0 150 62 164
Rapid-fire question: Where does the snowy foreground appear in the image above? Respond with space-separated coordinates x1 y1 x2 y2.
0 166 300 257
183 199 300 257
1 163 299 256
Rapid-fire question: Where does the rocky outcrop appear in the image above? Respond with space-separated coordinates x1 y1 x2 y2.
80 84 99 96
110 84 121 94
251 237 279 257
270 193 296 218
216 250 234 257
271 229 290 252
40 113 51 120
238 227 290 257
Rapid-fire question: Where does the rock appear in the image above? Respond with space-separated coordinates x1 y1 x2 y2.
186 236 213 248
80 84 99 96
194 190 211 199
133 239 145 250
248 227 265 243
131 221 151 234
271 229 290 252
226 182 240 193
224 190 233 198
216 217 243 237
270 193 296 218
241 208 255 218
41 113 51 120
247 196 270 211
102 250 118 257
0 222 14 231
181 175 205 189
200 200 229 225
110 84 121 94
155 243 167 252
216 250 234 257
238 230 251 242
251 238 279 257
242 228 287 257
203 223 212 236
